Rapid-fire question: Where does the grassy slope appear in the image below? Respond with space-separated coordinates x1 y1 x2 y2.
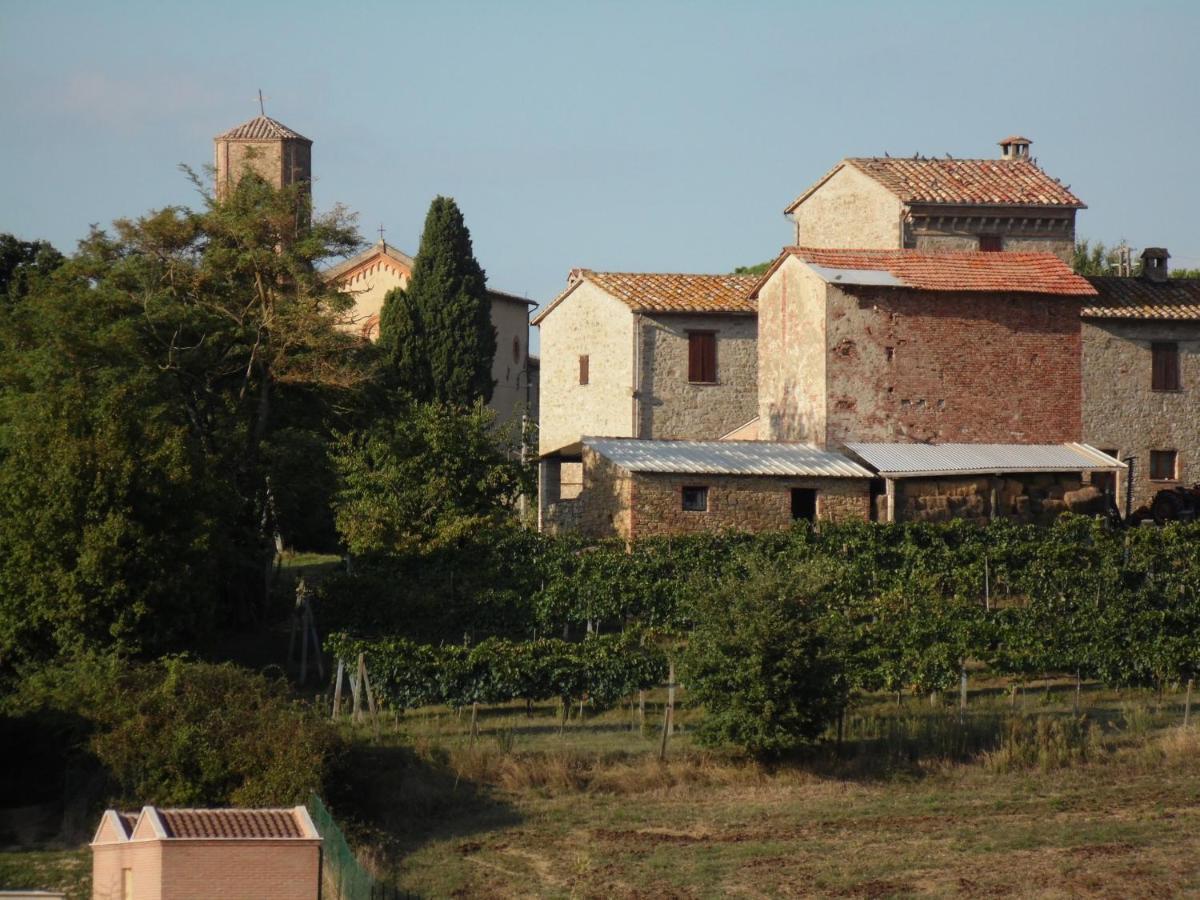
334 685 1200 898
0 848 90 898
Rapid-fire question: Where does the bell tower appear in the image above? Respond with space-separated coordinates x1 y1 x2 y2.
213 112 312 201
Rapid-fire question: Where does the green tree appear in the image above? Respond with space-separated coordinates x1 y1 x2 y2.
1073 239 1137 276
330 401 531 557
378 196 495 404
0 233 63 302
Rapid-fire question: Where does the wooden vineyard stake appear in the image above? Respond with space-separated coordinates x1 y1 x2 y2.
659 660 676 761
1186 679 1194 728
332 659 346 720
357 652 380 737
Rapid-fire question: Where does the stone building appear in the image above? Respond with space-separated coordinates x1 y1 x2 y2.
784 137 1084 261
750 247 1096 449
214 115 312 201
322 240 538 424
91 806 321 900
533 270 759 455
1081 249 1200 508
541 437 874 539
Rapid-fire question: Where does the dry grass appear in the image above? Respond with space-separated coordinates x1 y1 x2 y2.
327 683 1200 898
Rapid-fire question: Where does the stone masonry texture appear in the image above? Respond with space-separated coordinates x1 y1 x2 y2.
1082 318 1200 508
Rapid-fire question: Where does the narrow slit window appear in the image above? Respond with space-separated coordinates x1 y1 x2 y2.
1152 342 1180 391
578 354 589 385
687 332 717 383
681 486 708 511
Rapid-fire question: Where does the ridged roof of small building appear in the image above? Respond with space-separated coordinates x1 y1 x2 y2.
750 248 1097 298
1082 276 1200 320
157 808 306 839
845 443 1125 478
584 438 873 479
785 156 1084 213
533 271 757 324
216 115 311 143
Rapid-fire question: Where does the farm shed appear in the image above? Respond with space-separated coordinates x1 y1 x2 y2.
542 437 874 539
90 806 321 900
844 442 1125 524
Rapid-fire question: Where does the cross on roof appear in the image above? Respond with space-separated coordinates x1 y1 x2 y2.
377 224 387 247
257 89 267 116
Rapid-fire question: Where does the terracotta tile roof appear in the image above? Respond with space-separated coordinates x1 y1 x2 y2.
751 247 1096 297
216 115 311 143
117 812 138 836
534 270 757 325
157 808 305 839
1083 277 1200 320
785 157 1084 213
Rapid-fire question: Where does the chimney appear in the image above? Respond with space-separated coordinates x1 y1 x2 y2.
1141 248 1170 283
998 135 1032 161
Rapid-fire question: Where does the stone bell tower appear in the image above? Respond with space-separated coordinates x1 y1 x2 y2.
213 112 312 201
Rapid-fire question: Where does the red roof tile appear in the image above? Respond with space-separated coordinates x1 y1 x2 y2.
533 271 757 324
157 808 305 839
216 115 311 143
786 157 1084 213
752 248 1096 297
1083 277 1200 320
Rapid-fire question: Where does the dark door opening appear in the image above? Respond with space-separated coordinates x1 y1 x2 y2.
791 488 817 522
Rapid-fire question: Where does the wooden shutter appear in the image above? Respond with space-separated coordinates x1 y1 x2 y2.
579 354 589 385
688 332 716 383
1152 342 1179 391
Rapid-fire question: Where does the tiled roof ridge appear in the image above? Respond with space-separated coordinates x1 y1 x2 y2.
534 270 757 323
216 115 311 143
155 806 305 839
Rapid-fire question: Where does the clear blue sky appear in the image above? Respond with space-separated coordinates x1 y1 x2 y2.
3 0 1198 330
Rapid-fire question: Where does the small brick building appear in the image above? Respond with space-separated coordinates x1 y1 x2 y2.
91 806 321 900
541 437 874 539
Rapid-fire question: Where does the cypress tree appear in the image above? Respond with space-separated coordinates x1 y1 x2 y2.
379 197 495 405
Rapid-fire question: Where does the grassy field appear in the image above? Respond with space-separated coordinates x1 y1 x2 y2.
0 847 90 897
328 681 1200 898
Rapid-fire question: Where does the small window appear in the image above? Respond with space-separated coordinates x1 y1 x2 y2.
681 486 708 511
1152 342 1180 391
1150 450 1178 481
688 332 717 383
578 354 589 385
513 337 521 364
979 235 1003 252
791 488 817 522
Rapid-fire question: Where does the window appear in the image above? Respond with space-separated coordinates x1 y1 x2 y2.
1150 450 1178 481
513 336 521 364
681 486 708 511
687 331 717 383
791 488 817 522
979 235 1003 252
578 354 589 385
1152 342 1180 391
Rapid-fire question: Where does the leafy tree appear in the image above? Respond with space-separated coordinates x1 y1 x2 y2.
378 197 495 404
0 233 63 302
1171 267 1200 280
731 260 772 276
683 563 845 756
1073 239 1138 276
330 400 531 557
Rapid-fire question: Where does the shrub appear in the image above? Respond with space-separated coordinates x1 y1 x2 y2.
6 654 338 807
683 564 845 757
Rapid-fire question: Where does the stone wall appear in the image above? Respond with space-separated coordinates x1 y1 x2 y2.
907 206 1076 263
823 282 1083 447
1082 318 1200 508
758 256 827 442
214 138 311 199
790 165 903 248
893 473 1099 525
537 281 634 454
638 313 757 440
627 473 871 538
490 295 535 425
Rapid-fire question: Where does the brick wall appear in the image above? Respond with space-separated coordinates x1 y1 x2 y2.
639 313 757 440
215 138 311 200
1082 318 1200 508
160 842 320 900
823 283 1083 447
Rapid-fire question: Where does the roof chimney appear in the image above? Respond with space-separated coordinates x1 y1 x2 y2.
1141 247 1170 283
998 135 1032 161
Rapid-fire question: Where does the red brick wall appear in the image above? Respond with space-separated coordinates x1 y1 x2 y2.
824 286 1082 447
160 841 320 900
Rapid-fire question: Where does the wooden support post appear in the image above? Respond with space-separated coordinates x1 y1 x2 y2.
658 661 675 761
358 652 379 736
885 478 897 523
960 667 968 717
351 654 363 723
332 659 345 720
1186 679 1194 728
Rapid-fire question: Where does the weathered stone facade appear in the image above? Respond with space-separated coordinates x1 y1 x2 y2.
758 258 1084 448
213 121 311 201
791 165 903 249
1082 318 1200 508
638 313 758 441
907 206 1075 262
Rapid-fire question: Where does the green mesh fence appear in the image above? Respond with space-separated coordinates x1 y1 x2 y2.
309 794 417 900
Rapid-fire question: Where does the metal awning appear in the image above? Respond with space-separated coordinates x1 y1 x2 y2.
844 442 1126 478
583 438 872 478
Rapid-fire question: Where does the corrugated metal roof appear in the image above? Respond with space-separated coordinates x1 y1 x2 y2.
583 438 873 478
844 442 1126 478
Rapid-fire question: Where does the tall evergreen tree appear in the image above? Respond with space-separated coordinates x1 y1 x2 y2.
379 197 495 405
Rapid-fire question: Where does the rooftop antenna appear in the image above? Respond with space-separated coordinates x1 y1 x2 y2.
257 89 266 116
